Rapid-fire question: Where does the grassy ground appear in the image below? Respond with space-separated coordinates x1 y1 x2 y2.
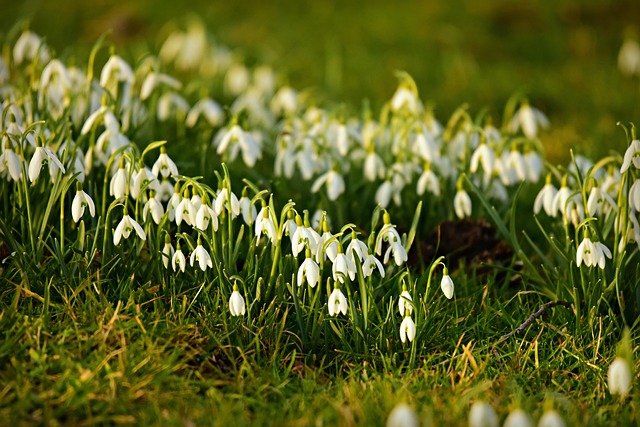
1 1 640 426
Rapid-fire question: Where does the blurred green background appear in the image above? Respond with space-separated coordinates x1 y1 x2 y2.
2 0 640 162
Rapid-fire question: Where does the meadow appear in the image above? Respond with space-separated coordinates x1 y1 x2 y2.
1 1 640 426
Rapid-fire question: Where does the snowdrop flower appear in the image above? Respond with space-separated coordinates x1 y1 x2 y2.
229 285 246 316
534 176 558 216
271 86 298 116
172 244 186 273
175 194 196 226
28 145 66 183
620 139 640 173
416 166 440 197
110 166 129 199
629 179 640 212
195 201 218 231
224 63 250 96
469 142 496 182
332 247 357 283
214 187 240 218
166 185 182 222
362 252 385 278
161 236 174 269
618 37 640 77
508 101 549 140
399 315 416 344
152 147 178 178
454 188 472 219
292 215 321 257
315 226 338 263
140 72 182 100
239 195 257 226
334 123 350 156
215 124 262 167
440 268 454 299
398 287 413 316
364 150 386 182
311 169 345 201
100 54 133 90
576 234 612 269
384 239 408 266
524 150 543 182
255 205 278 245
71 189 96 223
113 213 146 245
390 72 421 115
297 250 320 288
608 357 632 397
538 410 566 427
13 31 50 65
468 401 498 427
186 98 224 127
375 216 402 255
587 185 617 217
551 179 572 217
386 403 419 427
0 145 22 182
190 242 213 271
346 231 368 264
157 92 190 121
328 286 348 316
375 179 394 208
142 192 165 224
504 409 532 427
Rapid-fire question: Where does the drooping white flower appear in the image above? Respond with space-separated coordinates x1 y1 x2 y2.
375 180 393 208
143 193 165 225
441 269 454 299
332 250 357 283
175 196 196 226
364 150 385 182
587 186 617 217
297 254 320 288
386 403 419 427
503 409 532 427
608 357 632 397
140 72 182 101
416 167 440 197
190 244 213 271
172 246 186 273
110 166 129 200
152 148 179 178
618 38 640 77
214 188 240 218
362 253 385 278
468 401 498 427
311 169 345 201
229 288 246 316
28 146 66 183
629 179 640 212
292 221 321 257
469 142 496 181
195 203 218 231
620 139 640 174
13 31 50 65
100 54 134 92
551 182 572 217
399 315 416 344
71 189 96 223
315 229 338 263
113 214 146 245
390 85 420 115
398 290 413 316
237 195 256 226
346 233 368 264
538 410 566 427
0 146 22 181
454 189 472 219
157 92 190 121
328 287 348 316
508 102 549 139
270 86 298 116
534 177 558 216
383 240 408 266
524 150 543 182
576 236 612 269
215 124 262 167
161 239 174 269
186 98 224 127
255 205 278 245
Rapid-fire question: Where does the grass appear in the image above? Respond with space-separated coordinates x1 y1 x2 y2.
1 1 640 426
